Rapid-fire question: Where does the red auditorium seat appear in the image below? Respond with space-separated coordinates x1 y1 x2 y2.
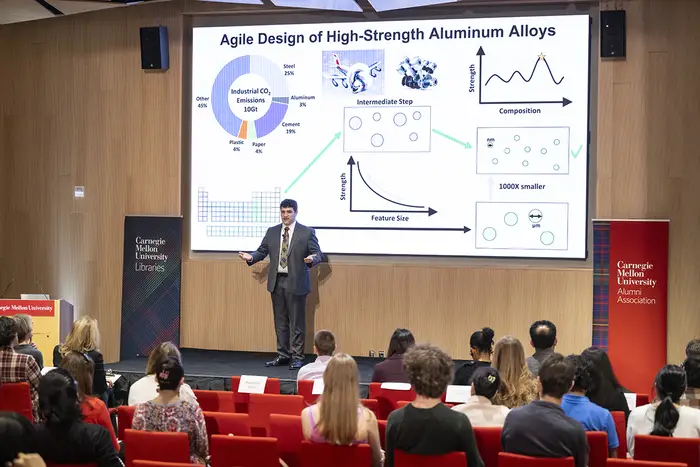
269 414 303 467
394 450 466 466
378 420 387 450
193 389 235 413
297 379 318 405
634 435 700 467
203 412 250 442
231 376 281 414
585 431 608 467
361 398 379 418
498 453 575 467
300 440 372 467
248 393 305 436
123 429 190 467
473 427 503 467
117 405 136 440
636 394 650 407
368 382 415 420
210 435 280 467
0 382 33 423
134 462 199 467
606 460 687 467
610 411 627 458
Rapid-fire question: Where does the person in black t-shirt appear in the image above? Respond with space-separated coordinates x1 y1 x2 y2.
385 344 484 467
454 327 495 386
502 353 589 467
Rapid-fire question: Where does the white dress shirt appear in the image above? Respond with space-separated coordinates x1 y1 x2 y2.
278 221 296 273
627 402 700 457
296 355 332 385
452 395 511 427
127 374 199 407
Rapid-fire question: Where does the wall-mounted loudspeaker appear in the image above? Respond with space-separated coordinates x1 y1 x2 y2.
140 26 169 70
600 10 626 58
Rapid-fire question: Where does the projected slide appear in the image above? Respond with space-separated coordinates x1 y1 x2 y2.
191 15 590 258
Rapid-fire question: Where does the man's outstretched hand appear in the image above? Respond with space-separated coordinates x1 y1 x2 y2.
304 255 315 264
238 252 253 262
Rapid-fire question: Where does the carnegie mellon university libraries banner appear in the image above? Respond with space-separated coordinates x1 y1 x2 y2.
593 219 669 394
120 216 183 359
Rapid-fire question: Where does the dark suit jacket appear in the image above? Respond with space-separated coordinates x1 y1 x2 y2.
247 222 322 295
371 354 409 383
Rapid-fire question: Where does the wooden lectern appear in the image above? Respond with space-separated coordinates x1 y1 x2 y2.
0 299 74 360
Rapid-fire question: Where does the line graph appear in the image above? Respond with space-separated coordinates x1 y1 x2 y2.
477 47 572 107
485 53 564 86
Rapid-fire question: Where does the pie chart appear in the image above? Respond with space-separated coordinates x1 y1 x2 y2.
211 55 290 140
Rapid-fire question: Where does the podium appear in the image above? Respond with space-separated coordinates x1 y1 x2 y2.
0 299 74 361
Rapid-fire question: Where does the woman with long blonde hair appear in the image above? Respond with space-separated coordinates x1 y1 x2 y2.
53 317 108 402
301 353 383 467
491 336 538 409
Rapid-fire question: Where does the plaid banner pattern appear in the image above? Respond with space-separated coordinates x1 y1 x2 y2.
592 221 611 350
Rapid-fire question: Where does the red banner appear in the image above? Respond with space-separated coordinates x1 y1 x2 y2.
593 220 669 394
0 300 55 317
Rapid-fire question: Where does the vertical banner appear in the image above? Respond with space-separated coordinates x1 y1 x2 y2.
593 219 669 394
120 216 183 359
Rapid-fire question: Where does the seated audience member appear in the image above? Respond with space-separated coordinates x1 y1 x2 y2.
132 357 208 464
301 353 383 467
681 356 700 408
53 317 109 403
128 342 197 406
60 351 119 451
297 330 336 384
371 328 415 383
686 339 700 359
33 369 121 467
385 344 484 467
491 336 538 409
627 364 700 457
0 316 41 421
561 355 619 457
581 347 630 420
452 366 510 427
453 327 495 386
0 411 36 465
502 353 588 467
526 320 557 377
13 315 44 369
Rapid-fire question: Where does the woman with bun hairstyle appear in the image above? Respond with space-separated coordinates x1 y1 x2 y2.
452 366 510 426
454 327 495 386
131 357 208 464
627 365 700 457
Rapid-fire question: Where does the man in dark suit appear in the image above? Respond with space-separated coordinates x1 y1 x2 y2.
239 199 323 370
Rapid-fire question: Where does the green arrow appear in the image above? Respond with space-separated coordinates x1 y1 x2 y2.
285 132 341 193
432 129 472 149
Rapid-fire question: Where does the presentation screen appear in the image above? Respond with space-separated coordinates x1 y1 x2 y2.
190 15 591 258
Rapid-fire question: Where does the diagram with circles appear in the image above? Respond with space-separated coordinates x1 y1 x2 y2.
475 202 569 251
476 127 570 175
343 106 431 153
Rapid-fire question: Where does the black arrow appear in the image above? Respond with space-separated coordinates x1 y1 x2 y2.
347 156 355 211
351 208 437 216
477 46 484 104
481 97 572 107
312 226 471 233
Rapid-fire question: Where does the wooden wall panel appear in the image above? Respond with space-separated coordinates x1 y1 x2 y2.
1 0 698 364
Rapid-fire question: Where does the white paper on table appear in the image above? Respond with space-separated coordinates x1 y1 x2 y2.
238 375 268 394
41 366 56 376
625 393 637 410
312 379 325 395
106 374 121 385
445 385 472 403
380 382 411 391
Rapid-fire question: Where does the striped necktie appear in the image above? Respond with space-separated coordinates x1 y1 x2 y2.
280 226 290 269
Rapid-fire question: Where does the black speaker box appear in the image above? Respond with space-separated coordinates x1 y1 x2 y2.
140 26 169 70
600 10 626 58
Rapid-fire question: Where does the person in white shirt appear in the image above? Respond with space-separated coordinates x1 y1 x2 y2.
452 366 510 427
627 364 700 457
297 330 335 386
128 342 198 406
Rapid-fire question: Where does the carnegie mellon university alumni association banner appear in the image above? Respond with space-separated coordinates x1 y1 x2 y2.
120 216 183 359
593 219 669 394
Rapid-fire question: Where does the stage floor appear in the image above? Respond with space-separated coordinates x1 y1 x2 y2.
108 348 384 397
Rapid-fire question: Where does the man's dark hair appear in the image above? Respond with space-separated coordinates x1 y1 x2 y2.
683 356 700 388
686 339 700 358
314 330 336 356
403 344 453 398
0 317 17 348
280 199 298 212
539 352 574 399
529 320 557 350
565 354 594 392
0 411 36 463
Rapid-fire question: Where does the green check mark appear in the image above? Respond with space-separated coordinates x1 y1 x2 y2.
571 144 583 159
